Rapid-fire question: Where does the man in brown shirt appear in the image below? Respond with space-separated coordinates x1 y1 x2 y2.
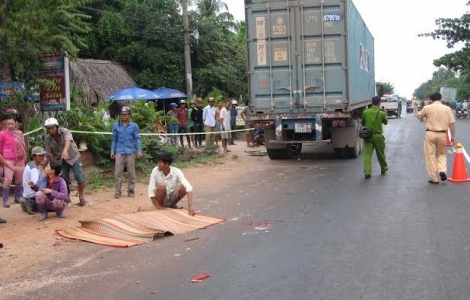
45 118 86 205
417 92 456 184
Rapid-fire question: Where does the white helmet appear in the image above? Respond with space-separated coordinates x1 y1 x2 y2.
231 100 238 105
44 117 59 128
179 99 186 104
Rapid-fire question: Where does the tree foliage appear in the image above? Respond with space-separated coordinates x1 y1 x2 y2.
420 1 470 72
375 81 394 97
414 3 470 101
0 0 94 133
80 0 247 100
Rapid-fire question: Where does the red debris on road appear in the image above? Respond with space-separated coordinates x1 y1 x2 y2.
191 272 211 283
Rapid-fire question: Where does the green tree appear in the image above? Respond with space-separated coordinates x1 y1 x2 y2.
0 0 93 132
420 2 470 72
411 68 470 100
82 0 185 90
375 81 394 97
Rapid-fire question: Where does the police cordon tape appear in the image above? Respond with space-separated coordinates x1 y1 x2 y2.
23 126 44 136
23 126 254 137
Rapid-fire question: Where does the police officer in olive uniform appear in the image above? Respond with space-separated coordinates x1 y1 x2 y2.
417 92 456 184
362 96 388 178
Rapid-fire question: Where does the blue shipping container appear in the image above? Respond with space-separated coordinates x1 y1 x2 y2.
245 0 375 114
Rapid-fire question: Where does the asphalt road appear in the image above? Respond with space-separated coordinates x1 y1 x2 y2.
4 112 470 300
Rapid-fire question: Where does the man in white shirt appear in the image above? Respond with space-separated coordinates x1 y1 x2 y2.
202 97 216 147
21 146 48 214
220 100 231 153
148 152 195 216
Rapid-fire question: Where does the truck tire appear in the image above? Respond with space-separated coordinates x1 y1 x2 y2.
288 143 302 156
347 138 362 158
334 147 346 158
267 149 290 160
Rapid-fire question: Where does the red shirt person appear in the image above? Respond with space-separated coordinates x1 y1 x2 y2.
176 100 191 148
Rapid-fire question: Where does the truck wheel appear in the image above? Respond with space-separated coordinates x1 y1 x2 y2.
267 149 289 160
347 138 362 158
288 143 302 156
334 148 346 158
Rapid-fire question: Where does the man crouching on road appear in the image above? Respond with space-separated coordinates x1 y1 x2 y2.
148 153 196 216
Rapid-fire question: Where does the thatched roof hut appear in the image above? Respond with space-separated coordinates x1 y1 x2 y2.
70 59 136 106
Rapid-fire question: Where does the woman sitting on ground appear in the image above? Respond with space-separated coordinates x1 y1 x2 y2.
34 160 69 221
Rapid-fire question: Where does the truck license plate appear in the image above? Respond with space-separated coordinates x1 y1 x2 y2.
295 123 311 133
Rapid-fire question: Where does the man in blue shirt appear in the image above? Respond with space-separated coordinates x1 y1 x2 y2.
110 106 143 198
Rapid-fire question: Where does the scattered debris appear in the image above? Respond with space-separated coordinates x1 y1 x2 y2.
191 271 211 283
255 221 271 230
244 150 267 156
184 237 199 242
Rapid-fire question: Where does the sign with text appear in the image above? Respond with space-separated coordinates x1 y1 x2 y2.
39 54 70 111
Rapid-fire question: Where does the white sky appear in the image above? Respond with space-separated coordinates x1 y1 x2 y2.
225 0 469 99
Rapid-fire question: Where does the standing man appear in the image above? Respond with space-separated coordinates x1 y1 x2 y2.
0 149 21 217
417 92 456 184
229 100 238 145
362 96 388 179
176 100 191 148
148 152 195 216
240 104 255 147
167 103 179 146
412 97 418 116
188 102 196 147
44 117 87 206
191 98 204 147
110 106 143 198
0 115 26 207
203 97 216 147
397 99 402 118
0 148 24 221
220 100 231 153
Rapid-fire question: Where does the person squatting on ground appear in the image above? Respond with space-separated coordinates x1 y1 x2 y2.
34 160 69 221
176 100 191 148
167 103 179 146
110 106 143 198
229 100 238 145
45 117 87 206
203 97 217 147
21 146 48 215
241 104 255 147
417 92 456 184
253 123 265 145
148 152 195 216
0 115 26 208
192 98 204 147
362 96 388 178
220 100 231 153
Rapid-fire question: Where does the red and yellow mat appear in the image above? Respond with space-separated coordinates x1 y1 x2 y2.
56 209 225 247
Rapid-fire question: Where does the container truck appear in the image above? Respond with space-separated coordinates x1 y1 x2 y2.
245 0 375 159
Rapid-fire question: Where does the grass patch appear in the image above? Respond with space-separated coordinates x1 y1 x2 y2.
86 170 114 190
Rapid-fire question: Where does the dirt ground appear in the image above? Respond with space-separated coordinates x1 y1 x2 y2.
0 142 268 283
